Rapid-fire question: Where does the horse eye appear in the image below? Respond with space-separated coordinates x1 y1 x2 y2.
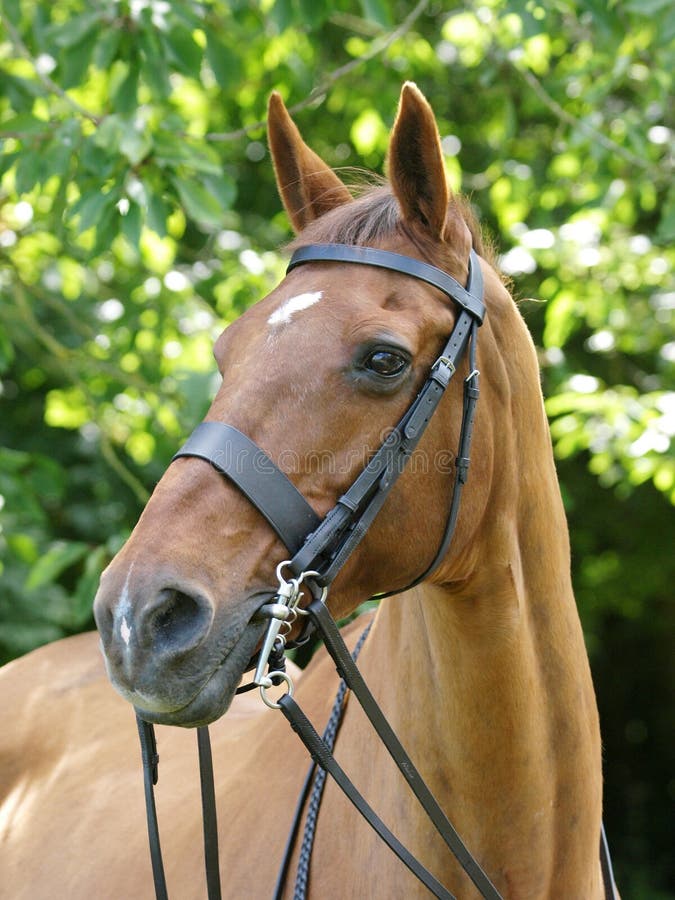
365 349 409 377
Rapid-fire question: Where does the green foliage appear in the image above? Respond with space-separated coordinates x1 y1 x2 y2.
0 0 673 892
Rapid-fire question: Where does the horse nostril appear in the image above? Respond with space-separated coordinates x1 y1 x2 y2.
145 588 213 654
94 600 114 646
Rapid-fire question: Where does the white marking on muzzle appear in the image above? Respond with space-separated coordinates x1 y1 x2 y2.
268 291 323 326
118 563 134 649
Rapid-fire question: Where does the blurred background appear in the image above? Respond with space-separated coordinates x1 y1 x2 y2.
0 1 672 895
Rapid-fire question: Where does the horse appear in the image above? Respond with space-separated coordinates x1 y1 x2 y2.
0 82 612 899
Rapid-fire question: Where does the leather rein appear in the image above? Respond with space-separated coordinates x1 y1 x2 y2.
134 243 617 900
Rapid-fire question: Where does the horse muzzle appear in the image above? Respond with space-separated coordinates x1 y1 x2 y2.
94 571 269 726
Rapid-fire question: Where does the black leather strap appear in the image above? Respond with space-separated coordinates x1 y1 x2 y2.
136 714 169 900
289 309 475 584
278 694 456 900
173 422 321 555
291 621 373 899
137 238 619 900
288 245 485 323
600 823 618 900
382 320 481 597
306 599 503 900
286 247 483 588
197 727 222 900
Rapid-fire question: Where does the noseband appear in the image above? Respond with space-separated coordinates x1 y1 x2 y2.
135 243 617 900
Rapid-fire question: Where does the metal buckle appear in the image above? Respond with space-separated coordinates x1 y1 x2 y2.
430 355 455 387
253 562 325 690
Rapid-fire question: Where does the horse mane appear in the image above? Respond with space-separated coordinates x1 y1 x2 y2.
287 182 494 273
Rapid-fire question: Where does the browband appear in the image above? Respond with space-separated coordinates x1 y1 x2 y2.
288 244 485 323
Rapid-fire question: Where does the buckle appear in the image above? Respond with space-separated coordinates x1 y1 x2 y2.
430 355 455 387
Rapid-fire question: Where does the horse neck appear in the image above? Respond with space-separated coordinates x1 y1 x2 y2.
335 318 604 896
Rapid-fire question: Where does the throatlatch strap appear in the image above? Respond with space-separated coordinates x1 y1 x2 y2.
173 422 321 555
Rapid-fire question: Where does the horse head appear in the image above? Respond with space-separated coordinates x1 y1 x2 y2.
94 84 526 728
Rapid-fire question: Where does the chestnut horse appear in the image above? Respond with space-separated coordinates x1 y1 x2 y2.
1 84 612 899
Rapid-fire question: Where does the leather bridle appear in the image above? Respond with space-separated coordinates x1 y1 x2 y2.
173 243 484 594
134 243 617 900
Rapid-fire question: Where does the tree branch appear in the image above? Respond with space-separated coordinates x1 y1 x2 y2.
11 287 150 505
206 0 431 142
512 62 654 174
0 9 102 125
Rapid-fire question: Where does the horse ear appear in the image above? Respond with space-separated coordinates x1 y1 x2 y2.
267 92 352 233
387 82 449 240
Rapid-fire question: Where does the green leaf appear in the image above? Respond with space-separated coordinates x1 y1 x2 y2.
25 542 89 592
298 0 329 28
121 201 142 248
44 122 79 179
49 11 101 48
80 138 117 178
153 133 222 174
0 447 30 474
72 189 118 233
171 175 225 229
359 0 392 27
60 33 96 89
205 34 241 88
93 28 122 70
111 59 140 115
92 202 121 254
163 26 203 78
14 150 45 194
624 0 672 13
270 0 295 31
139 27 171 99
543 292 579 349
656 185 675 243
201 173 236 211
119 128 152 166
0 322 15 373
70 546 108 627
1 113 49 135
93 115 124 153
0 152 19 179
2 0 20 25
143 184 170 236
3 73 41 108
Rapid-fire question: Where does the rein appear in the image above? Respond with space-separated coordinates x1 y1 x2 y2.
134 243 617 900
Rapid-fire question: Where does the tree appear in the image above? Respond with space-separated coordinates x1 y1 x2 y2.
0 1 673 893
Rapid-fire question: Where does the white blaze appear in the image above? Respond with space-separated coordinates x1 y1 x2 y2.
267 291 323 326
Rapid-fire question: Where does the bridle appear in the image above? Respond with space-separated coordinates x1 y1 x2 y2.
134 243 617 900
174 242 484 596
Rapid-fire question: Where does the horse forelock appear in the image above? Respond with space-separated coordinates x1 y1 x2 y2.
287 183 492 279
